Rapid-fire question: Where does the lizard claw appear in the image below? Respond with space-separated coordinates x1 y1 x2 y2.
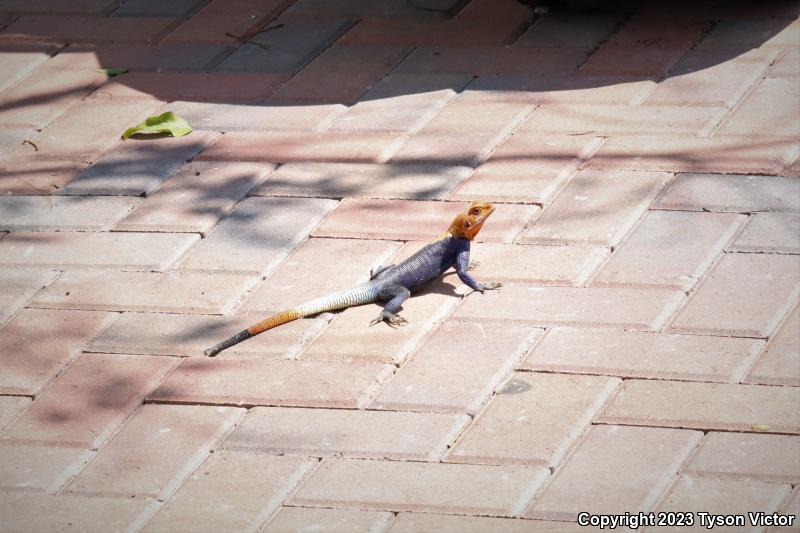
370 311 408 327
478 281 502 293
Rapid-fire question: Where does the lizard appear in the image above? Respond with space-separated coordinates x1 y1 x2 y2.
203 200 501 357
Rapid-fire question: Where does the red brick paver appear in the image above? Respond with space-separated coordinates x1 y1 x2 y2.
525 425 701 520
224 407 469 461
0 1 798 529
291 458 547 516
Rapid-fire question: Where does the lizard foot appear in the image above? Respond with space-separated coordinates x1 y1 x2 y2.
369 311 409 327
479 281 503 293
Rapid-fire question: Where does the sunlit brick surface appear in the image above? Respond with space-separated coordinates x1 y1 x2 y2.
0 1 797 529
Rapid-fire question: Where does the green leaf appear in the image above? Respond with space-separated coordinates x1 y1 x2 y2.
122 111 193 140
97 68 128 77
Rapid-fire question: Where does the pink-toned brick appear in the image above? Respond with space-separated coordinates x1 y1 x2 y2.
112 0 204 16
0 157 89 195
164 0 288 43
522 327 763 383
645 48 776 107
446 372 619 468
388 513 590 533
598 380 800 433
3 15 176 42
197 131 407 163
340 18 523 47
649 475 790 532
0 268 59 326
775 487 800 533
3 353 176 449
0 493 147 533
86 311 326 358
518 169 670 247
47 43 232 71
515 11 620 48
655 173 800 213
66 404 244 498
523 103 724 136
224 407 469 461
0 231 198 270
93 72 289 103
263 508 393 533
30 270 256 314
312 198 535 243
717 77 800 138
591 211 745 290
0 195 139 231
371 319 542 414
286 0 459 18
578 16 708 77
167 101 346 132
390 95 534 167
525 425 701 520
467 75 656 106
588 135 800 175
745 304 800 386
271 45 409 105
299 284 458 364
390 131 512 168
394 46 588 76
179 197 337 275
242 237 400 314
0 308 116 396
0 45 53 93
667 253 800 337
688 18 797 50
116 161 274 234
685 433 800 484
470 243 607 286
60 131 219 196
141 452 314 533
454 285 683 331
0 443 90 492
215 16 352 73
329 73 469 134
449 133 604 204
253 161 471 200
13 99 160 160
0 67 106 129
0 396 31 434
415 93 535 135
291 458 548 517
148 358 393 408
393 238 604 288
728 213 800 254
0 128 33 159
769 46 800 78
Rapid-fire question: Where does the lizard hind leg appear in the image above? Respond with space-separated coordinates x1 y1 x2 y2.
370 284 410 326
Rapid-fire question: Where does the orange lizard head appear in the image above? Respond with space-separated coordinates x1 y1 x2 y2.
446 200 495 240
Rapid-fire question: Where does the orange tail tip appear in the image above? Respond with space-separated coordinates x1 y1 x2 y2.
246 309 302 335
204 308 302 357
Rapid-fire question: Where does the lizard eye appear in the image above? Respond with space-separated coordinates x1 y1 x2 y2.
464 221 471 227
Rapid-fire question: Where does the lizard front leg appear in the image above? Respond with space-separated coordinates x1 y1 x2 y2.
456 250 501 293
370 284 410 326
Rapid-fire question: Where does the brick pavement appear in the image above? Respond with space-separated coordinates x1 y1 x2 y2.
0 0 798 531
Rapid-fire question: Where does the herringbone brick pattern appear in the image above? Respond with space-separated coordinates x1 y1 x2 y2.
0 0 798 531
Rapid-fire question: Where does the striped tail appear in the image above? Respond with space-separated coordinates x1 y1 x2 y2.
204 282 379 357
